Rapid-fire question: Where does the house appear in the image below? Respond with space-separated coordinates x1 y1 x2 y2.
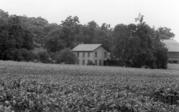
72 44 109 65
162 39 179 63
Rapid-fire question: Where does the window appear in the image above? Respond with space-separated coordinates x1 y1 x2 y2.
95 60 97 65
99 60 102 65
83 52 85 57
83 60 85 65
87 60 90 65
104 52 107 58
88 52 90 57
76 52 79 57
95 52 97 57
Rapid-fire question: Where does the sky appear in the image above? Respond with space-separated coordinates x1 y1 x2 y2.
0 0 179 41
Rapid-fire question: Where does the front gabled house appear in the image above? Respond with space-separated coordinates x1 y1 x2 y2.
72 44 110 65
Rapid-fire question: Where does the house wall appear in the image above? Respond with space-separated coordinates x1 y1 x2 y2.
78 51 94 65
92 47 108 65
168 52 179 63
73 46 109 65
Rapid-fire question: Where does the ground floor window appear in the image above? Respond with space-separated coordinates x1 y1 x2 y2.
168 60 179 63
95 60 97 65
82 60 85 65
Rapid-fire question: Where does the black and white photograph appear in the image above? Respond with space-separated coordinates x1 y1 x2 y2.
0 0 179 111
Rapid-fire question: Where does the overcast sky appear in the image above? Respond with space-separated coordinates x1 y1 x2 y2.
0 0 179 41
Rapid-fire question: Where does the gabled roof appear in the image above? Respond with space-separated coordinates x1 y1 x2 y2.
72 44 102 52
162 39 179 52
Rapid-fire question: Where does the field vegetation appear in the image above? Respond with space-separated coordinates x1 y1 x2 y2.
0 61 179 112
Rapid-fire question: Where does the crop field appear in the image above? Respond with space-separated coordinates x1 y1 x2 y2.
0 61 179 112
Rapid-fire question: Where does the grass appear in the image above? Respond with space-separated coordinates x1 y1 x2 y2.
0 61 179 112
0 61 179 83
168 63 179 70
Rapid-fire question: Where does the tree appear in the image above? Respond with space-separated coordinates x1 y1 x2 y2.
157 27 175 40
111 14 168 69
61 16 81 48
0 14 34 61
111 24 130 64
0 9 8 20
77 22 112 51
45 16 82 53
19 16 49 46
45 28 66 52
96 23 112 51
8 16 34 50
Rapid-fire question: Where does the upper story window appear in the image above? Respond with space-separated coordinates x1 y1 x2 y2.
95 52 97 57
82 60 85 65
88 52 90 57
104 52 107 58
95 60 97 65
76 52 79 57
83 52 85 57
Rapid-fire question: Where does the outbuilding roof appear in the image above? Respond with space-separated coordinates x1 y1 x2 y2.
72 44 102 51
162 39 179 52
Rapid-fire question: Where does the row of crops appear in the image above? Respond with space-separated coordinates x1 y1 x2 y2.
0 61 179 112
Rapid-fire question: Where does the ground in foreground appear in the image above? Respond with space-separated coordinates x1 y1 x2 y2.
0 61 179 112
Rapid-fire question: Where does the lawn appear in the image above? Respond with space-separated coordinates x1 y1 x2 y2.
0 61 179 112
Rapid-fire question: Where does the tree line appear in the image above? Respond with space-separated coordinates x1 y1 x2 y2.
0 9 175 68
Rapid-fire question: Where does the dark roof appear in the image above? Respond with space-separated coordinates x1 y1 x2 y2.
162 39 179 52
72 44 102 51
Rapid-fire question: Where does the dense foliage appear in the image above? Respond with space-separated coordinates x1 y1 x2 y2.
112 22 168 68
37 51 51 63
0 61 178 112
0 10 34 61
0 9 175 68
53 48 78 64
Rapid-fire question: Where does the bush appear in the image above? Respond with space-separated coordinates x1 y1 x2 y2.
37 51 52 63
18 49 35 61
1 49 35 61
87 60 95 65
54 48 77 64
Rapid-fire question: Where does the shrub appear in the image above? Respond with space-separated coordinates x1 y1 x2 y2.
54 48 77 64
2 48 35 61
37 51 51 63
87 60 95 65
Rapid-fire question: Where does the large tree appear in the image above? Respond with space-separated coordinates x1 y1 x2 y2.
19 16 49 46
111 15 168 68
61 16 81 48
0 14 34 61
